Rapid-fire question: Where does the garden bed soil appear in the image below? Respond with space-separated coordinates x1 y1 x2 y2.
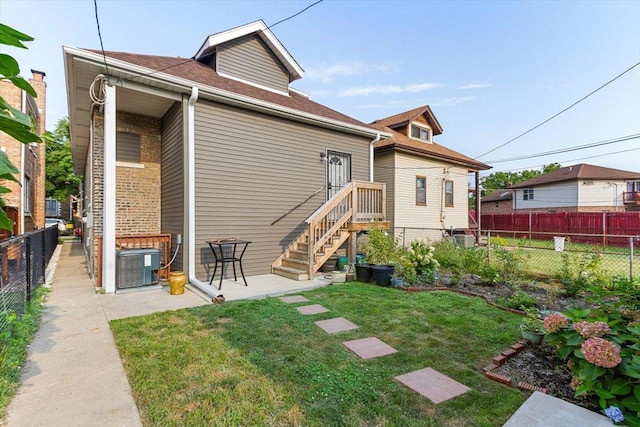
398 275 600 414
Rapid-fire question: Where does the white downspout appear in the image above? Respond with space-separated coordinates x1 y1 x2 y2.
185 87 218 299
19 90 26 235
369 133 380 182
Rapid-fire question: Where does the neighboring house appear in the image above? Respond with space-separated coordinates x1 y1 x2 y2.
508 164 640 213
0 70 47 240
369 106 491 243
480 189 513 214
64 20 389 294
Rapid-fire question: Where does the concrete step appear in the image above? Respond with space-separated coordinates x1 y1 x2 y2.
272 265 309 281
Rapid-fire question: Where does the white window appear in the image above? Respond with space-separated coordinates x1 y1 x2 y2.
523 188 534 201
24 176 32 213
416 176 426 206
445 180 454 207
410 125 431 142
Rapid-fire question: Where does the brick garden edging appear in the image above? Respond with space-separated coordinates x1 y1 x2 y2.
482 339 548 394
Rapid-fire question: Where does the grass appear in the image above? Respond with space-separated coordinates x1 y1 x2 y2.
0 287 48 417
111 283 527 426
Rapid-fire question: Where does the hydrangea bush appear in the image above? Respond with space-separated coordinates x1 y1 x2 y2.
544 304 640 426
404 239 439 283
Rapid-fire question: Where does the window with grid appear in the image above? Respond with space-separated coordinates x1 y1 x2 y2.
445 180 454 207
410 125 431 142
416 176 426 206
523 188 534 200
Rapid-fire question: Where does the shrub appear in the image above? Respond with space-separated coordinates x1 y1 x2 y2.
495 290 538 310
491 247 529 284
405 239 439 284
556 252 612 297
461 246 488 275
363 228 399 265
432 239 462 272
544 300 640 426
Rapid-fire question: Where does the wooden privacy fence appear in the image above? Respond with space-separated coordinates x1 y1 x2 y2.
96 234 172 287
481 212 640 246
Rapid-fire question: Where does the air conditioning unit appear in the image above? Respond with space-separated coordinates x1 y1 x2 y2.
116 248 160 289
454 234 475 248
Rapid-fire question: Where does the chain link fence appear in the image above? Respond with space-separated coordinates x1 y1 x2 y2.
392 227 639 281
0 227 58 331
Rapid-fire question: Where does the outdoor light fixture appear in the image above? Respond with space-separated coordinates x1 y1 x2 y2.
320 152 327 161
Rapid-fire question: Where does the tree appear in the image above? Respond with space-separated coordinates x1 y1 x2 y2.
45 118 81 201
0 23 42 230
480 163 561 196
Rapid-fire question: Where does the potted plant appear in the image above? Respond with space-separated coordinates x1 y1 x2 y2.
520 306 545 344
363 228 398 287
354 251 374 283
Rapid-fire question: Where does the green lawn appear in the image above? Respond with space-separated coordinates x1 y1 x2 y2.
111 283 528 426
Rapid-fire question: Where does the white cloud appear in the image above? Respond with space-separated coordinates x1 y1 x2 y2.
458 82 493 90
431 96 476 106
340 82 437 97
305 61 399 83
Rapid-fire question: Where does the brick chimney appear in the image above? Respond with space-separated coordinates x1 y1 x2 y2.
31 69 46 82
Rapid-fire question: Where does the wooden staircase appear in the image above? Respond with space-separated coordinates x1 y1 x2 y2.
272 181 386 280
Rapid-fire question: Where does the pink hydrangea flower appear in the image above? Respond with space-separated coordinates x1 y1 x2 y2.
573 321 611 338
581 337 621 368
543 314 569 333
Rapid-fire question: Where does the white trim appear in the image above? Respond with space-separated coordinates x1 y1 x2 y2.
409 122 433 143
115 161 144 169
193 20 303 81
20 90 26 234
288 87 309 99
63 46 389 139
217 70 290 97
102 83 117 293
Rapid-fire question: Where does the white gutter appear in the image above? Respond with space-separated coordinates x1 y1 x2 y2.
184 87 218 299
369 133 381 182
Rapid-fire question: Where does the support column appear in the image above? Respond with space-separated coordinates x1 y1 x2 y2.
475 171 481 244
102 83 117 293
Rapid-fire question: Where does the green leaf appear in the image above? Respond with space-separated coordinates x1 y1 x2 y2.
0 116 41 143
624 414 640 427
595 388 615 399
0 54 20 78
566 333 584 346
574 384 591 397
0 23 33 49
635 383 640 401
578 360 605 381
622 395 640 412
0 209 13 232
558 345 574 359
610 378 632 395
574 348 585 359
8 76 36 97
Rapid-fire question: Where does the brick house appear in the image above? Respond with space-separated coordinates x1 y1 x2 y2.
369 106 490 242
0 70 47 240
480 189 514 215
64 21 389 295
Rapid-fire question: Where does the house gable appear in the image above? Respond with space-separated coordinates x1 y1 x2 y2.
194 20 302 95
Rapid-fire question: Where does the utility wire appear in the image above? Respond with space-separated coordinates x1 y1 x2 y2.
93 0 110 76
268 0 324 29
125 0 325 82
485 133 640 163
475 61 640 159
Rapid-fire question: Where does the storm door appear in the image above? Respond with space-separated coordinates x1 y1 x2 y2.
326 150 352 200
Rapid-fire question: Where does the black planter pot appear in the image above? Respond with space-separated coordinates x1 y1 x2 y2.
371 264 395 287
355 263 374 283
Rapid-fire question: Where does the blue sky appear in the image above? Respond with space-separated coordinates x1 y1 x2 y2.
2 0 639 176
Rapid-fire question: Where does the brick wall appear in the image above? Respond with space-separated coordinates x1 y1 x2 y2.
481 200 514 215
92 111 162 237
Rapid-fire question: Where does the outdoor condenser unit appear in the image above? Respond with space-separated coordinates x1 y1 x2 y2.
116 248 160 289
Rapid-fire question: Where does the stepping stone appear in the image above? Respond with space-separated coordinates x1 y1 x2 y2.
395 367 470 404
279 295 309 304
315 317 358 334
297 304 329 315
342 337 398 359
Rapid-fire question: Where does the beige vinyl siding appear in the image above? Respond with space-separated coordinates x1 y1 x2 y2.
192 100 369 280
393 152 469 231
373 151 395 230
160 101 184 271
217 34 289 93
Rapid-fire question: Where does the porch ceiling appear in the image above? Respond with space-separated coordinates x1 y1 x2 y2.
65 53 178 175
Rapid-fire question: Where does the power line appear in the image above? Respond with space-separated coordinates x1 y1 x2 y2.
268 0 324 29
475 61 640 159
93 0 110 76
484 133 640 163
